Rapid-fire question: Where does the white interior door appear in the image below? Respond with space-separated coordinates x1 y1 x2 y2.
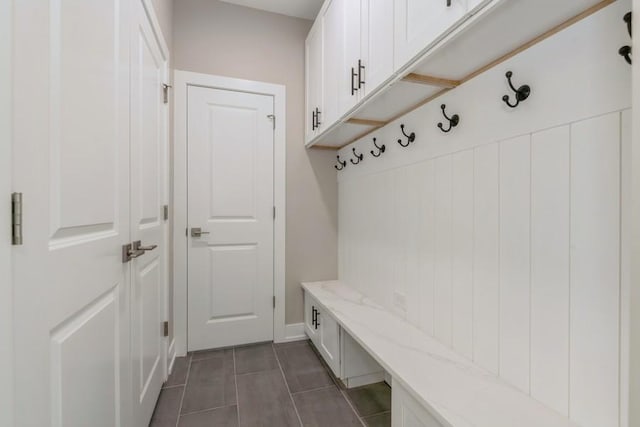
187 86 275 351
12 0 132 425
130 1 167 425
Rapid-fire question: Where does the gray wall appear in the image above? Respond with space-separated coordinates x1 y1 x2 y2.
173 0 338 324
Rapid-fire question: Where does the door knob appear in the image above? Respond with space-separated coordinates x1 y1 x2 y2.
133 241 157 251
191 227 210 238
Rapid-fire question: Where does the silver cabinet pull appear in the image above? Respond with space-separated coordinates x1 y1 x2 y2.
191 227 210 238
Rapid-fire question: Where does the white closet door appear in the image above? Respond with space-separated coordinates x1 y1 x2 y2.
130 1 168 425
187 86 275 350
12 0 132 426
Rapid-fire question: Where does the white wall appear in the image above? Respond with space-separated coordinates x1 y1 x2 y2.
173 0 338 324
0 0 13 425
338 3 630 426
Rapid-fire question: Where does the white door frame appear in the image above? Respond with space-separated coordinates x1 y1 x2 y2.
173 70 287 356
140 0 172 379
0 0 14 425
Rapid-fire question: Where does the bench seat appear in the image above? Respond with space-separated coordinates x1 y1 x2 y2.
302 280 580 427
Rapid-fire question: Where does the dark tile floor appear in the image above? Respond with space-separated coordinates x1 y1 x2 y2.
150 340 391 427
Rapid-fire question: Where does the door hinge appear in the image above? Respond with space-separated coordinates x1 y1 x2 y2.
11 192 23 246
163 205 169 221
273 206 276 220
162 83 172 104
163 321 169 337
273 296 276 308
267 114 276 130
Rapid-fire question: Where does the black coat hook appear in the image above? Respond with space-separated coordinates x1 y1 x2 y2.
370 138 386 157
620 12 632 65
334 155 346 171
502 71 531 108
350 147 364 165
437 104 460 133
398 124 416 147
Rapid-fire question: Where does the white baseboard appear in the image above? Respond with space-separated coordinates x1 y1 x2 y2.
277 322 307 343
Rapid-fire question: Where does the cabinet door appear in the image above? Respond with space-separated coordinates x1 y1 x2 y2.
394 0 467 69
318 309 341 376
322 0 346 128
339 0 362 114
392 379 444 427
360 0 394 96
304 294 320 345
305 21 323 143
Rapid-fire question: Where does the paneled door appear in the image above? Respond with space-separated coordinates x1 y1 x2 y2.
187 86 275 351
12 0 132 426
130 1 168 425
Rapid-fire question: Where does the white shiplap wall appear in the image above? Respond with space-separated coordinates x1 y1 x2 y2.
337 2 631 426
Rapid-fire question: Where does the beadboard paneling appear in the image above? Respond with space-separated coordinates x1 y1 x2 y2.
451 150 474 359
472 143 500 374
434 156 453 346
569 113 620 427
499 135 531 394
336 3 628 425
530 125 571 416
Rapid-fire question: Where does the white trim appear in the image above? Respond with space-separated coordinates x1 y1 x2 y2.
173 70 287 356
283 323 307 343
141 0 172 381
167 338 177 375
629 2 640 425
343 372 386 389
0 0 13 425
141 0 170 61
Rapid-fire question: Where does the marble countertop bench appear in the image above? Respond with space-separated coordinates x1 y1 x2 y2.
301 280 580 427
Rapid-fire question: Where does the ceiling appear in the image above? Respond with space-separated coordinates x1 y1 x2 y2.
218 0 323 20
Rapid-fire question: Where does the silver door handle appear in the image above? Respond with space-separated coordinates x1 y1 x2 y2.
132 240 157 252
191 227 210 238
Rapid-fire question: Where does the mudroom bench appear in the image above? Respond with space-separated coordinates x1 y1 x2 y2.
302 280 579 427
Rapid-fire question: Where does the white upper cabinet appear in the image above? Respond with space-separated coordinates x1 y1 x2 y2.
321 0 346 129
305 19 323 143
360 0 395 96
394 0 468 69
339 0 362 114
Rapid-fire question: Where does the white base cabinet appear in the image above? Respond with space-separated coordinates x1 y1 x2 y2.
304 291 383 383
305 292 340 376
392 379 444 427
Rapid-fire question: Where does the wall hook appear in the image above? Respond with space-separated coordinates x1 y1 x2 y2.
334 155 347 171
502 71 531 108
397 124 416 147
437 104 460 133
350 147 364 165
370 138 386 157
625 11 632 37
619 12 632 65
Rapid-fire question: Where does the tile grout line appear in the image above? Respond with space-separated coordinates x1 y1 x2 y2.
233 348 241 427
180 404 238 418
175 353 193 427
339 388 367 427
273 343 304 427
290 384 337 396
